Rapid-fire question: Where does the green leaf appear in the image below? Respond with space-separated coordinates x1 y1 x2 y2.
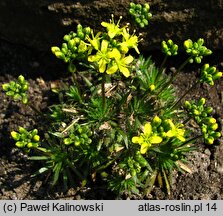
29 156 49 160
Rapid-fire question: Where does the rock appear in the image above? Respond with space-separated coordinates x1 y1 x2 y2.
0 0 223 53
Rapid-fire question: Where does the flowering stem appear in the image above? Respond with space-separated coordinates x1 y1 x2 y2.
170 80 199 110
101 73 106 112
183 134 203 145
155 55 168 82
27 103 43 117
157 57 192 96
183 117 191 125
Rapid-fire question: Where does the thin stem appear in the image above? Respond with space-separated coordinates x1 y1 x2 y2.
27 103 43 117
101 73 106 112
182 134 203 146
170 80 199 110
157 57 192 96
183 117 191 125
155 55 168 82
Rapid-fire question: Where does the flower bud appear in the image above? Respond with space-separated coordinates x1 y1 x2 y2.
33 135 40 142
63 34 70 42
198 97 206 106
184 39 192 49
18 75 25 84
51 46 60 53
206 117 216 124
212 132 221 138
11 131 20 141
15 141 25 148
19 127 27 134
152 116 162 127
209 123 218 131
184 101 191 109
212 72 222 80
205 136 214 145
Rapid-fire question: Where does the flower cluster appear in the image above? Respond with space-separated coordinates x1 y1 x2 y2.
129 2 152 28
200 64 222 85
64 124 92 146
132 116 186 154
2 75 28 104
161 39 178 56
11 127 40 149
184 98 221 144
184 38 212 63
51 24 90 72
52 15 141 78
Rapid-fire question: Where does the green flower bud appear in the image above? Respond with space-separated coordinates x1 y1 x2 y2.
209 123 218 131
2 83 9 91
77 24 83 31
54 51 65 60
212 72 222 80
193 109 200 115
18 75 25 84
152 116 162 127
212 132 221 138
15 141 25 148
195 57 201 64
11 131 20 141
197 38 204 45
135 18 141 24
6 91 14 97
129 8 135 15
136 4 142 10
144 3 150 10
51 46 60 53
27 142 33 148
198 98 206 106
63 34 70 42
64 138 72 145
19 127 27 134
206 117 216 124
33 135 40 142
142 19 148 26
184 39 193 49
22 96 28 104
205 136 214 145
75 140 81 146
184 101 191 109
205 107 213 114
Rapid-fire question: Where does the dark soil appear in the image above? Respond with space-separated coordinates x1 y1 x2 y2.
0 39 223 200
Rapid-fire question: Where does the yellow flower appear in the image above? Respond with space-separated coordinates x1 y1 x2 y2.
163 119 185 141
132 123 162 154
88 40 110 73
120 28 140 54
101 14 123 39
106 48 134 77
86 31 101 50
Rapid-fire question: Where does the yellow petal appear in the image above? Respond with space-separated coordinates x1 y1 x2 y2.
88 55 98 62
99 59 107 73
119 66 130 77
177 135 186 142
140 142 150 154
150 135 162 144
106 64 118 74
123 55 134 65
132 136 140 143
101 22 109 28
144 123 152 135
166 130 174 137
108 48 121 60
101 40 109 52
